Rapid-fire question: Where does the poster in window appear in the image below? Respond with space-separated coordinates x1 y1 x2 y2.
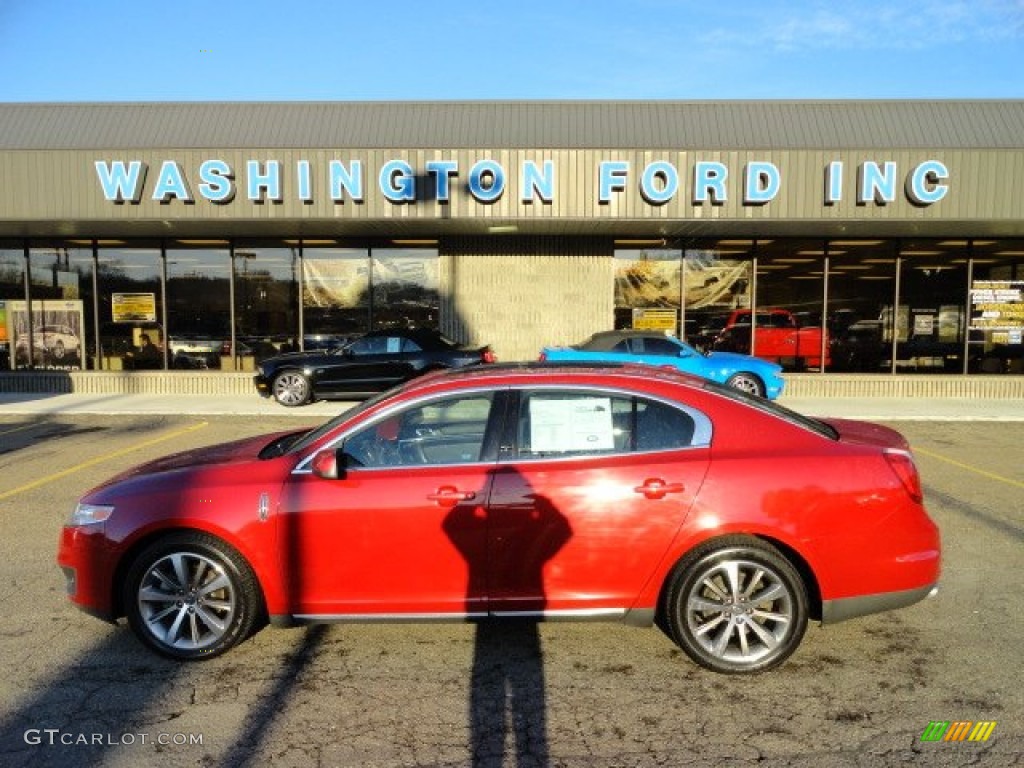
970 280 1024 332
529 397 615 453
5 300 85 370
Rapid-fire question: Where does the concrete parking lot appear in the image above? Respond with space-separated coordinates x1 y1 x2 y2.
0 411 1021 767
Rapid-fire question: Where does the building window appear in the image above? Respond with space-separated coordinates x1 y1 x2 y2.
302 247 371 343
968 239 1024 374
613 247 682 331
371 248 440 331
166 243 231 370
895 240 969 373
233 243 299 362
97 246 164 371
301 246 440 344
826 240 897 372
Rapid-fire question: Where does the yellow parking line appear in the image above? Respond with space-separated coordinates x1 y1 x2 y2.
0 423 38 438
0 421 209 502
914 445 1024 490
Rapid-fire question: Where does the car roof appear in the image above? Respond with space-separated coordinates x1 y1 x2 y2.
581 330 682 351
402 361 709 394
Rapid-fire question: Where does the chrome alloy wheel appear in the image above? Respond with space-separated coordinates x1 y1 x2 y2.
684 557 795 666
272 371 310 406
726 373 764 397
136 552 238 651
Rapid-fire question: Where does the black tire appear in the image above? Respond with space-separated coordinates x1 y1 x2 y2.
663 536 808 674
123 532 263 660
725 372 765 398
272 370 312 407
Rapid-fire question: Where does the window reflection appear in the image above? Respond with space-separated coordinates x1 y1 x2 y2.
968 240 1024 373
234 244 299 362
97 247 164 371
0 246 24 369
167 245 231 370
826 241 896 372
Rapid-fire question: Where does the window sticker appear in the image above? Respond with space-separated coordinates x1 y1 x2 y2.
529 397 615 452
386 337 402 353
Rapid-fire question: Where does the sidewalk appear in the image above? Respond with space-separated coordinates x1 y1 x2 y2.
0 391 1019 421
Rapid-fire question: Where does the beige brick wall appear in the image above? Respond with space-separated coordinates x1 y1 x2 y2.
440 239 613 361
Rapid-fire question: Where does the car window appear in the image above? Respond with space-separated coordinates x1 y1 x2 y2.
348 336 410 355
400 338 422 353
342 394 494 468
514 391 699 460
611 340 630 353
640 337 681 356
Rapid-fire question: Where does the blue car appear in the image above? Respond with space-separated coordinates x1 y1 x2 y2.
540 330 784 399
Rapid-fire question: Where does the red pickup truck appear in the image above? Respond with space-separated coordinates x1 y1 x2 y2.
711 309 830 370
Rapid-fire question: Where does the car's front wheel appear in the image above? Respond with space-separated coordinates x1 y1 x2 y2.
123 532 263 660
663 536 808 674
725 372 765 398
272 370 312 406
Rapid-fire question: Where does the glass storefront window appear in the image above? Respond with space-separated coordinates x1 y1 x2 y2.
25 245 94 370
0 245 27 370
968 239 1024 374
302 247 370 344
167 244 231 370
613 247 683 332
753 240 826 371
826 240 896 372
97 246 164 371
371 248 440 331
896 240 969 373
683 242 753 351
233 243 299 362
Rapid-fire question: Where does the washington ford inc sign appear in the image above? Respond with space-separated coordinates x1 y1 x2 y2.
94 158 950 208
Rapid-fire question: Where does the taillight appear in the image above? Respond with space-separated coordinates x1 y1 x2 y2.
538 351 547 362
884 450 923 503
481 348 497 364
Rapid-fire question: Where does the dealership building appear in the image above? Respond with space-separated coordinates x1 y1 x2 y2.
0 100 1022 394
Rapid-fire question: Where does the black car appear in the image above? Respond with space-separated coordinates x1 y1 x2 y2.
254 328 497 406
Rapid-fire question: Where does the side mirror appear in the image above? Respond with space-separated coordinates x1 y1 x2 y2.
311 448 344 480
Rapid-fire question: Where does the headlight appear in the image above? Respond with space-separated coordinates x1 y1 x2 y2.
68 503 115 527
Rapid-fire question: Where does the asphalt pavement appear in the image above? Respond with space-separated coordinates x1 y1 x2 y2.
0 390 1020 420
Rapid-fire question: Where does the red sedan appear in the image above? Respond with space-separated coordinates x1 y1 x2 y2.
58 364 940 673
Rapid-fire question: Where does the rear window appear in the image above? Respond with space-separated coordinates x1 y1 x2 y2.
702 379 839 440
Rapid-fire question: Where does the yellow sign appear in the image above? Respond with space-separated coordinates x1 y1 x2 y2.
632 308 677 331
112 293 157 322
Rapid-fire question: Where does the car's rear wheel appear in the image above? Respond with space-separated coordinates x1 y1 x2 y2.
725 372 765 397
664 536 807 674
272 370 311 406
123 532 262 660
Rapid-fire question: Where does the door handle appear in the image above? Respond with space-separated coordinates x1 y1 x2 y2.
634 478 685 500
427 486 477 506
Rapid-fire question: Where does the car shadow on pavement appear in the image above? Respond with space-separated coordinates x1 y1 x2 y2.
0 631 189 767
217 625 329 768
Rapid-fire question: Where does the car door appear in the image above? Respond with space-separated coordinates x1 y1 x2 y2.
318 335 418 394
486 388 711 617
279 391 503 618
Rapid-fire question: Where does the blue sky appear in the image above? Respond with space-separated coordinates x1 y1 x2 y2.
0 0 1021 101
